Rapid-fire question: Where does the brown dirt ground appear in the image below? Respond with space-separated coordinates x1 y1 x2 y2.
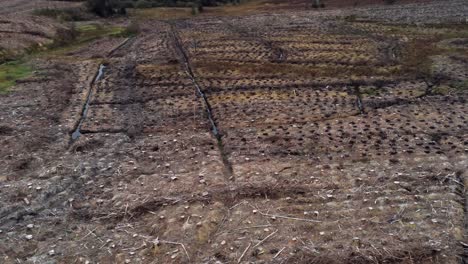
0 0 467 263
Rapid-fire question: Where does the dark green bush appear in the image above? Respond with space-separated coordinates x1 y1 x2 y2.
86 0 126 17
84 0 244 15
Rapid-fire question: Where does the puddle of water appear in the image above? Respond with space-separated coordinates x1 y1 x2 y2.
71 64 106 141
189 75 219 136
95 64 106 82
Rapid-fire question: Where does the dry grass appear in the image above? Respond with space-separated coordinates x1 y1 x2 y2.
202 0 277 16
399 38 440 79
129 0 284 20
194 60 400 78
129 7 194 20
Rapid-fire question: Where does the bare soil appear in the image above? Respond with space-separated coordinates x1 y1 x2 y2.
0 0 467 263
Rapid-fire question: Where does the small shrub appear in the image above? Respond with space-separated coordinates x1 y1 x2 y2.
123 21 140 36
191 3 200 15
0 48 16 64
135 0 152 8
344 14 357 22
454 80 468 91
52 24 79 47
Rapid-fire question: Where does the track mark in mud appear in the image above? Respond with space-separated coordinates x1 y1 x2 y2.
70 64 106 142
170 25 234 179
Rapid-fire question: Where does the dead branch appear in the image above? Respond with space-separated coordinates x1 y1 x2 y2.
259 211 322 223
238 242 252 263
156 239 190 261
253 229 278 248
273 247 286 259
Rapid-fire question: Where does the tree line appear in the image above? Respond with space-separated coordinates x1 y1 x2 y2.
84 0 241 17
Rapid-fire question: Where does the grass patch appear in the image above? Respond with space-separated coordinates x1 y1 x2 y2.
0 22 132 92
433 81 468 95
76 23 129 40
42 23 135 56
129 0 275 20
0 47 16 65
452 80 468 91
0 61 32 93
75 22 137 40
1 22 134 60
32 7 88 22
129 7 194 20
360 86 382 96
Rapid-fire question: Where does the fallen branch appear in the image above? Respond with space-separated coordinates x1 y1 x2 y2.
79 227 97 241
235 224 274 230
156 239 190 261
229 201 247 210
253 229 278 248
273 247 286 259
238 242 252 263
259 212 321 223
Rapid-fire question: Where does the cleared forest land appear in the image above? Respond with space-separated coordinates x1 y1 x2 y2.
0 0 467 263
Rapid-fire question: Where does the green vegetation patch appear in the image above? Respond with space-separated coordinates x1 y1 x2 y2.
32 7 88 21
74 22 138 42
0 21 138 93
433 81 468 95
0 61 32 93
0 47 16 65
360 86 382 97
453 80 468 91
44 23 136 56
76 23 129 40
